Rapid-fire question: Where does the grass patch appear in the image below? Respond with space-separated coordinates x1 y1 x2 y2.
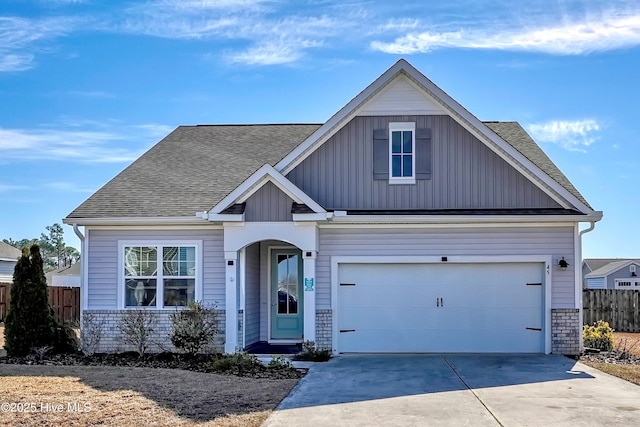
613 332 640 357
581 361 640 386
0 364 298 426
581 332 640 386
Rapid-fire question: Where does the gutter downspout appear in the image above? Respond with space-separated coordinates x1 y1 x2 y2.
577 221 597 352
72 224 86 332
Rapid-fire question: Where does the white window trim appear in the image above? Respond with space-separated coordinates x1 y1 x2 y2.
388 122 416 184
614 278 640 289
117 240 203 309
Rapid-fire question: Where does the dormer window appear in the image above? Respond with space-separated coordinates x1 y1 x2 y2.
389 122 415 184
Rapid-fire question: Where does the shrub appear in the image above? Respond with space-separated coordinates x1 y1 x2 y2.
583 320 614 351
119 309 156 357
80 314 104 356
268 355 293 369
53 322 79 353
293 340 332 362
169 301 218 356
4 245 56 356
212 352 262 374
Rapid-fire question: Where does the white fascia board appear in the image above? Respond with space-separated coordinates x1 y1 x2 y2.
206 213 244 222
210 163 325 215
0 257 17 262
292 213 330 222
62 216 208 226
276 59 594 215
0 274 12 282
328 213 602 224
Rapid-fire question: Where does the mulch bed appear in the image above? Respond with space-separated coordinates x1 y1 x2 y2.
0 352 303 379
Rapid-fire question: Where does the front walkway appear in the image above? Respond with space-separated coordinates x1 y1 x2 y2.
263 354 640 426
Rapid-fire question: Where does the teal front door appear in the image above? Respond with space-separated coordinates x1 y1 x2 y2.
271 249 303 340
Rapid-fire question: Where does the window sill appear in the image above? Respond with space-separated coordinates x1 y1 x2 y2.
389 177 416 185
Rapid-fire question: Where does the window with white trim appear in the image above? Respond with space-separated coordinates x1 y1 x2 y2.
614 278 640 289
389 122 416 183
122 243 199 308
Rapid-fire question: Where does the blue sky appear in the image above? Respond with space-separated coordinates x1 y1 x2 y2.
0 0 638 258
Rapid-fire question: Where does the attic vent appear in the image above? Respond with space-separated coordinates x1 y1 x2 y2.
631 265 637 275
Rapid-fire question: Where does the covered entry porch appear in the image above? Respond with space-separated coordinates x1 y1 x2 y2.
223 222 318 353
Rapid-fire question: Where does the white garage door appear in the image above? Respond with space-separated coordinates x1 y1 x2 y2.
338 262 544 353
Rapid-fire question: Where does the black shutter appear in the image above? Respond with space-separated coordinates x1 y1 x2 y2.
416 128 432 180
373 128 388 180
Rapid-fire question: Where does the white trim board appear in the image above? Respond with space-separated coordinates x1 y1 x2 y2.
209 164 326 216
330 255 553 354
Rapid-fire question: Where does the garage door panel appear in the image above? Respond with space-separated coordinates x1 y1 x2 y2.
337 262 544 353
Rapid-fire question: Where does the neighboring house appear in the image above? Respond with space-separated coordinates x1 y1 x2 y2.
64 59 602 356
583 259 640 290
45 262 81 288
0 242 21 284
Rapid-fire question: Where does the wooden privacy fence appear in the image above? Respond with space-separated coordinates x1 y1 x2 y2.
0 283 80 324
583 289 640 332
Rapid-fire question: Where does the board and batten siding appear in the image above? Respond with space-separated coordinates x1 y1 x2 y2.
244 242 260 346
86 228 225 309
287 115 560 210
316 226 576 310
244 181 293 222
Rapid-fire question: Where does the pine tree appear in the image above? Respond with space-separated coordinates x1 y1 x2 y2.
4 244 56 356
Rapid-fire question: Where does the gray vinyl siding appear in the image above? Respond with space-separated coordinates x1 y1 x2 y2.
86 228 224 309
287 115 561 210
244 243 260 346
0 261 15 277
586 277 606 289
244 182 293 222
317 226 575 310
605 263 640 288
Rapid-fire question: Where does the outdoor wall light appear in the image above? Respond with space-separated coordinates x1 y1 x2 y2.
558 257 569 271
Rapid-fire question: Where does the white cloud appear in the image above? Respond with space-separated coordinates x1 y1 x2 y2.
115 1 353 66
371 11 640 55
226 39 322 65
527 119 601 152
44 181 95 193
0 16 77 72
0 121 170 163
67 90 116 98
0 183 29 192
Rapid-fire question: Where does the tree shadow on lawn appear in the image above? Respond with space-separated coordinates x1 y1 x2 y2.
0 364 298 424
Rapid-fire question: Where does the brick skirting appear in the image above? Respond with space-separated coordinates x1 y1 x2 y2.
82 309 225 354
551 308 580 355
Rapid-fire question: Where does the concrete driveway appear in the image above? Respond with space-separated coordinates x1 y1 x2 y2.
263 354 640 426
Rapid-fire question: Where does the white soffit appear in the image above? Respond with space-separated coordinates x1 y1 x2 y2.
356 75 446 116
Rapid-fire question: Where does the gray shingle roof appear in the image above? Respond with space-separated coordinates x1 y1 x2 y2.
66 124 321 219
66 121 587 219
0 241 22 259
584 258 639 273
585 260 640 278
484 122 590 209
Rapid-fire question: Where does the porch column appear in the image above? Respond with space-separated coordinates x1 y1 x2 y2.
302 250 317 343
224 251 238 354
